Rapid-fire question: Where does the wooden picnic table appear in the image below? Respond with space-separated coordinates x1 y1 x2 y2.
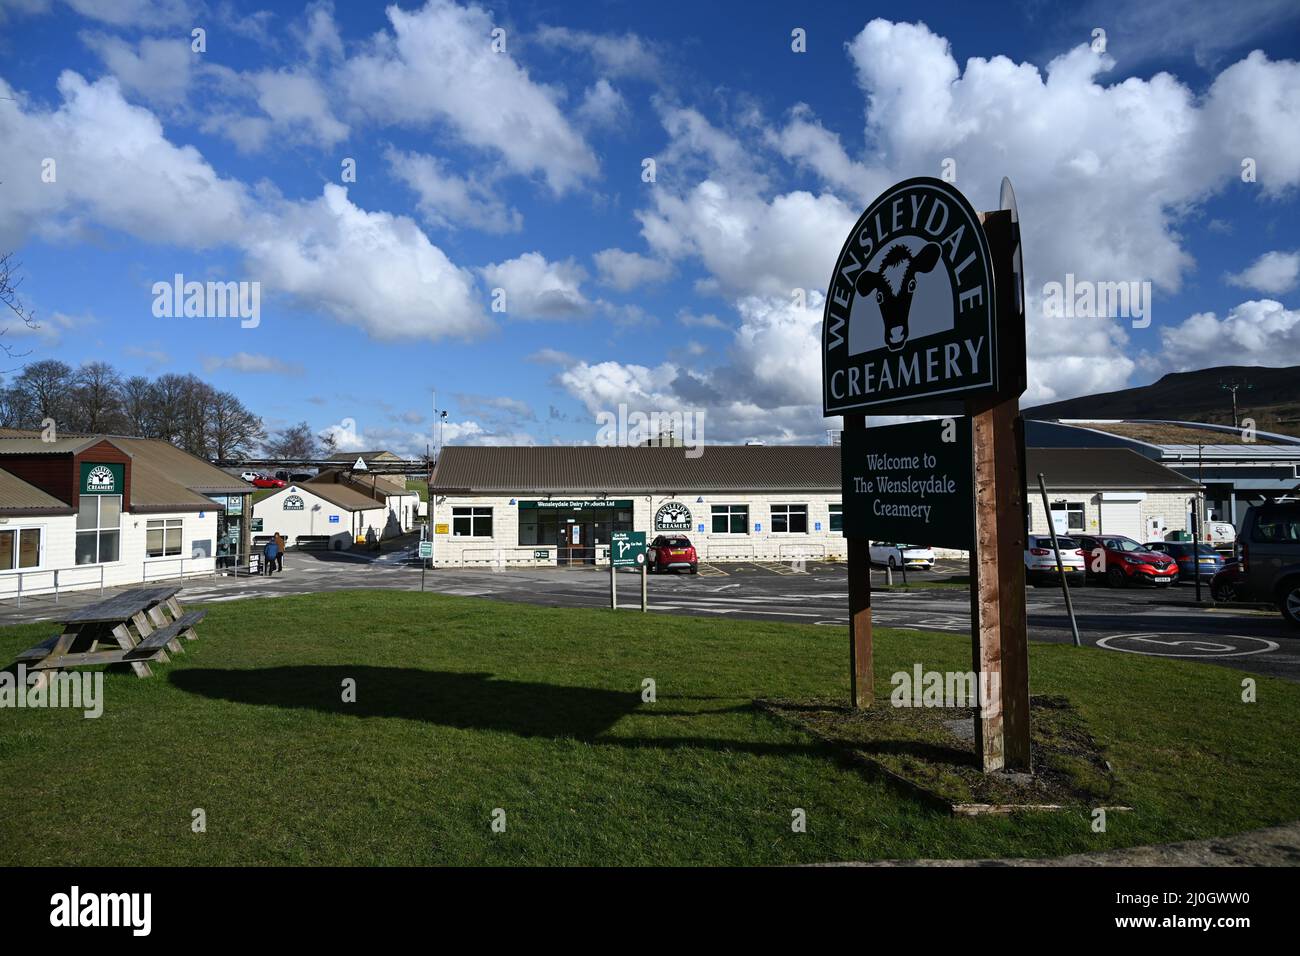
11 585 206 682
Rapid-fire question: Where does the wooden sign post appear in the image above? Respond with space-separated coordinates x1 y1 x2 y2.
823 177 1030 771
845 412 873 709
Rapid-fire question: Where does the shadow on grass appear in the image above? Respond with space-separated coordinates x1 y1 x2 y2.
168 665 827 762
170 666 644 740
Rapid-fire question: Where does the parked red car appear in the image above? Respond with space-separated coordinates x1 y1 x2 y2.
251 475 286 488
1076 534 1179 587
647 535 698 574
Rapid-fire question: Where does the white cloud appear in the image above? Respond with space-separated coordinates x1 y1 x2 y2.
246 68 348 147
0 72 249 250
245 184 490 342
65 0 192 26
1151 299 1300 371
386 147 521 234
1226 250 1300 294
592 248 671 290
480 251 591 319
639 181 857 298
533 25 663 80
81 33 193 107
576 78 627 128
202 352 303 375
342 0 597 193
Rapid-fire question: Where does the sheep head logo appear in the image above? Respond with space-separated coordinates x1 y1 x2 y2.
854 242 943 352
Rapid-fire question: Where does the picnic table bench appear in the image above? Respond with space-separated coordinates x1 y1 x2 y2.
10 585 206 683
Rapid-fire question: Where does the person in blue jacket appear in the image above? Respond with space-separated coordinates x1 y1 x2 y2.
263 536 280 576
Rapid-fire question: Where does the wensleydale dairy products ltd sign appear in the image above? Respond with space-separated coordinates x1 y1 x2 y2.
823 177 996 414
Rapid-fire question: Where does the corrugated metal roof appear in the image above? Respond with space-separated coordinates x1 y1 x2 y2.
300 480 386 512
431 445 843 494
0 432 249 511
0 468 75 514
430 444 1203 495
0 435 129 455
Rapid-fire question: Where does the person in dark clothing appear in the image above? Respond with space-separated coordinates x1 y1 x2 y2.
273 531 286 572
264 538 279 576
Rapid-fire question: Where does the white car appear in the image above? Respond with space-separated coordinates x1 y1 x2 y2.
240 471 260 483
1024 533 1086 585
869 542 935 570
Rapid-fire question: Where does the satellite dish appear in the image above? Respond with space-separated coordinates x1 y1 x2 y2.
353 457 368 471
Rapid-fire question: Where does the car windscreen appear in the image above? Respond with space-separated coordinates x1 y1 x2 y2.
1104 538 1144 552
662 538 691 547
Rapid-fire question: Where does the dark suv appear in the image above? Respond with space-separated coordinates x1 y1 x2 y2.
1236 501 1300 626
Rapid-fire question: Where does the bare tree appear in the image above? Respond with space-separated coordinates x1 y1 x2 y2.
119 375 155 436
0 252 37 362
71 361 125 433
10 359 73 429
210 390 265 459
318 428 338 455
265 420 317 460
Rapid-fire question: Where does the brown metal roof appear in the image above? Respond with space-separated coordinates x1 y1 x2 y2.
431 445 842 494
300 479 387 512
0 468 75 515
429 444 1203 495
0 432 249 512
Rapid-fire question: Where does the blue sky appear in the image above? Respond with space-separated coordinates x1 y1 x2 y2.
1 0 1299 454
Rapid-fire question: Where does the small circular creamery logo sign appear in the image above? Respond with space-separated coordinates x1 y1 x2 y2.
822 177 996 414
85 465 117 493
654 501 692 532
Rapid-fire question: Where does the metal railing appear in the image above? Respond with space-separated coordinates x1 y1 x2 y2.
142 555 217 583
0 565 106 605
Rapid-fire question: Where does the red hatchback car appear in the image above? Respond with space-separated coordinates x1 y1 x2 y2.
1076 534 1179 587
647 535 698 574
251 475 287 489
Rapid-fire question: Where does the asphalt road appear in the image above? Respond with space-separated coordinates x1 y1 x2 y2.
4 552 1295 681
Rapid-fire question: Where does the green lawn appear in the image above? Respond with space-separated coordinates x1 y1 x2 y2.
405 479 428 501
1 591 1297 866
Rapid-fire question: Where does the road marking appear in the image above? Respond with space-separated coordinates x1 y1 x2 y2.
1096 632 1280 658
696 563 729 576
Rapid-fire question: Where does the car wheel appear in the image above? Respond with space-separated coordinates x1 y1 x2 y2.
1211 581 1237 602
888 556 897 569
690 564 698 575
1280 581 1300 627
1106 566 1127 588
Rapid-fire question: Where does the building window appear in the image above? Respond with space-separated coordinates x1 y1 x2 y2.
771 504 808 533
146 518 183 557
711 504 748 534
829 503 843 533
1049 501 1086 532
452 506 493 537
75 494 121 564
0 527 42 571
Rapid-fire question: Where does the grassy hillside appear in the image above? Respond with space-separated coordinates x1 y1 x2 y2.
1026 365 1300 436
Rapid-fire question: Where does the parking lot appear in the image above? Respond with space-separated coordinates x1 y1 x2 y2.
3 552 1295 681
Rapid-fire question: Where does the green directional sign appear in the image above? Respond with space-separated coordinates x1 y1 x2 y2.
418 541 433 559
610 531 646 568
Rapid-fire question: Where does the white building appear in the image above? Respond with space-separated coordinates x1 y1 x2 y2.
0 432 252 598
251 480 390 550
427 444 1207 568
